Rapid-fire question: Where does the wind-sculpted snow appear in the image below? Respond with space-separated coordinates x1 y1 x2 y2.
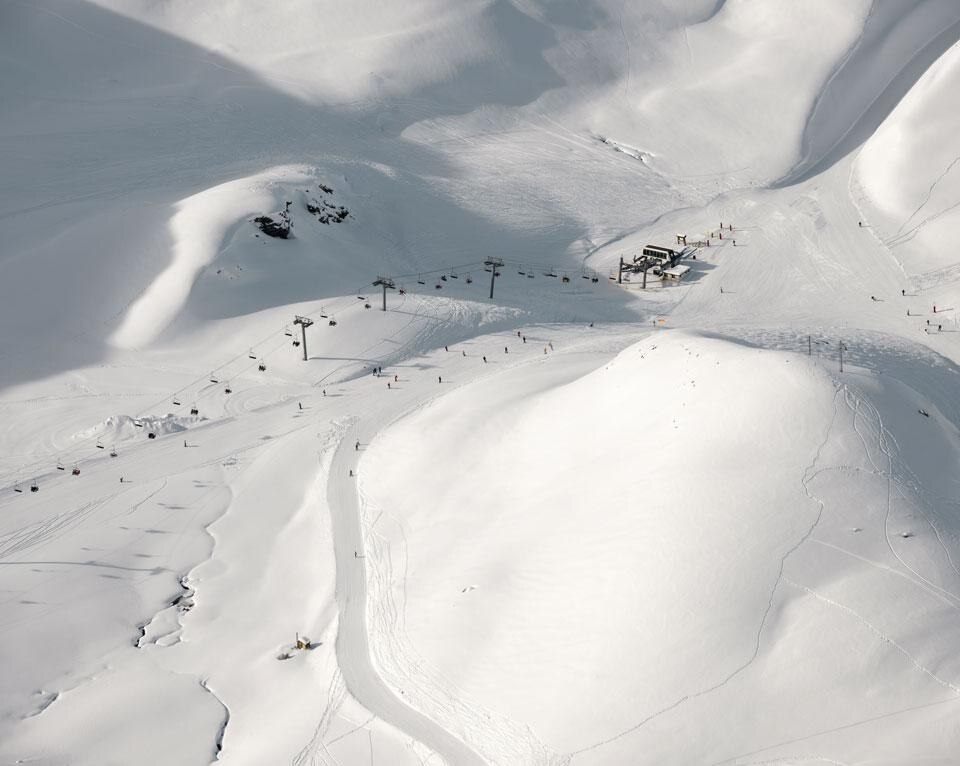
774 0 960 187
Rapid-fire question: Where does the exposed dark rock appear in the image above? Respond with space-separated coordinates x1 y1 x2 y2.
253 201 292 238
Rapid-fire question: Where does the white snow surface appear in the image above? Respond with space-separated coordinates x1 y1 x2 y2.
3 1 960 765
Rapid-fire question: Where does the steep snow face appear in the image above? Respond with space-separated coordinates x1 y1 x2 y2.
776 0 960 186
855 40 960 280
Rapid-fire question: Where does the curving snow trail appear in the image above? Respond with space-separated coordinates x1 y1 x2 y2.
327 418 486 766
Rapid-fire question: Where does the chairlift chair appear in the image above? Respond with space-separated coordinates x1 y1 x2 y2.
450 272 459 279
417 274 426 285
494 271 501 277
527 272 534 279
258 361 266 372
224 384 232 394
30 482 39 493
364 303 371 309
329 317 337 326
173 398 181 406
320 308 328 318
134 419 144 427
190 406 199 415
292 339 301 347
435 283 442 289
109 447 118 458
562 275 570 283
440 275 447 282
465 275 473 284
57 460 65 471
591 276 599 283
148 432 157 439
284 327 293 337
248 349 257 359
96 441 105 450
71 465 80 476
14 483 22 493
209 374 219 383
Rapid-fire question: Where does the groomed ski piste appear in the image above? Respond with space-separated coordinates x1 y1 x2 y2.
4 1 960 764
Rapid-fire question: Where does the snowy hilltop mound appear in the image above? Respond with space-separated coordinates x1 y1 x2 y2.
363 331 960 762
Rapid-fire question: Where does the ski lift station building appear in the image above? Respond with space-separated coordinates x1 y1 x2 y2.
637 245 680 266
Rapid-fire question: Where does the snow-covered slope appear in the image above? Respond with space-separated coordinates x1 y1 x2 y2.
855 38 960 281
4 1 960 764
